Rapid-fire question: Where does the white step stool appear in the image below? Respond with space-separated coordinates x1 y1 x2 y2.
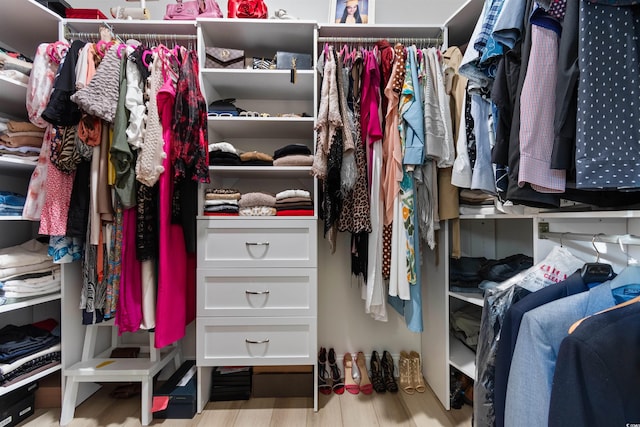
60 320 182 426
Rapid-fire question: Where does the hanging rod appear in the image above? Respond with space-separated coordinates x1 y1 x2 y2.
317 36 443 46
539 231 640 246
64 31 197 42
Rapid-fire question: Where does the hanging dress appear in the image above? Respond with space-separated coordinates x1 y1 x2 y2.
155 56 188 348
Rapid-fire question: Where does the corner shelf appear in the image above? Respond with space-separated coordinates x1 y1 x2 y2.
0 75 28 118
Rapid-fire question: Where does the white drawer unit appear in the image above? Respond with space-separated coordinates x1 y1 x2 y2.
197 219 317 269
197 268 316 317
196 316 317 366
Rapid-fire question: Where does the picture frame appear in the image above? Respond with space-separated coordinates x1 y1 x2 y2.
329 0 374 24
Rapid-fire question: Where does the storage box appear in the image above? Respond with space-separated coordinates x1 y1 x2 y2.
252 365 313 398
0 393 35 427
210 367 252 401
152 360 197 420
0 381 38 413
34 371 61 409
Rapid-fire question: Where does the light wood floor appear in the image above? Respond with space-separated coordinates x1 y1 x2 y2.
19 383 472 427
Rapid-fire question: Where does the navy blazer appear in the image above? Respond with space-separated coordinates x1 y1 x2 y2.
549 302 640 427
494 270 588 427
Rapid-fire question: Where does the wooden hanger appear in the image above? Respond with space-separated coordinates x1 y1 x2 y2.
568 295 640 334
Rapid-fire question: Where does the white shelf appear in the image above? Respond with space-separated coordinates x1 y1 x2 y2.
449 334 476 381
538 210 640 219
318 24 443 40
0 75 28 118
0 0 60 59
0 364 61 397
197 215 316 220
201 69 314 101
0 156 37 173
449 291 483 307
209 165 312 179
208 116 314 139
63 19 198 37
459 213 536 220
198 19 316 56
0 293 61 314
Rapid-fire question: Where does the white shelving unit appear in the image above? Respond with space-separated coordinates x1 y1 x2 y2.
423 216 535 409
195 18 318 413
0 0 61 403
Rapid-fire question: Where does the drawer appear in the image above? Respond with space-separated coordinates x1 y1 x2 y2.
197 219 317 268
196 317 316 366
197 268 317 317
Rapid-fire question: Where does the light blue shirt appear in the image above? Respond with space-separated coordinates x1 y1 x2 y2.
401 46 425 166
505 266 640 427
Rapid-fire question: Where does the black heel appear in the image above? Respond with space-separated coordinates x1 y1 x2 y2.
318 347 331 395
382 351 399 393
370 350 386 393
328 348 344 394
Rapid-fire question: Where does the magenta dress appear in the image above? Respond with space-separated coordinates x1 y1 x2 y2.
114 207 142 333
154 74 188 348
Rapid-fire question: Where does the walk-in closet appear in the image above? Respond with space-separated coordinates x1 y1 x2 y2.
1 0 638 426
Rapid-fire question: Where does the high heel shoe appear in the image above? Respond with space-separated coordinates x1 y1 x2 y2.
370 351 386 393
356 352 373 395
318 347 331 395
381 350 398 393
343 353 360 395
409 351 427 393
328 348 344 394
399 351 415 395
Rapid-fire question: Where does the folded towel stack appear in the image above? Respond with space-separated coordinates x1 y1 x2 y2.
0 191 26 217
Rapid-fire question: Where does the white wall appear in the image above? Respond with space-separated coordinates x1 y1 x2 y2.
68 0 467 25
65 0 468 360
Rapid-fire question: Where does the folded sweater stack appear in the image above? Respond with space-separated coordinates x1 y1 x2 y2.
276 189 313 216
239 192 276 216
272 143 313 167
0 119 44 162
204 188 241 216
209 142 240 166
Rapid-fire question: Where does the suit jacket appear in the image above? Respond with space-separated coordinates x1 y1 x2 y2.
548 302 640 427
494 269 589 427
504 266 640 427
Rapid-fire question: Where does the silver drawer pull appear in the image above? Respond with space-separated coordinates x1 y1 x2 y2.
245 241 270 246
245 290 270 295
245 339 270 344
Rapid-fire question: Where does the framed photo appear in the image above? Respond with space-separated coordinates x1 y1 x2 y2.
330 0 374 24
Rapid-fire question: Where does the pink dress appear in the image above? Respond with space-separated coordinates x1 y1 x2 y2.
114 207 142 333
154 73 188 349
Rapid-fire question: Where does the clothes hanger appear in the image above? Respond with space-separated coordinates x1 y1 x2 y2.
568 294 640 334
580 234 615 283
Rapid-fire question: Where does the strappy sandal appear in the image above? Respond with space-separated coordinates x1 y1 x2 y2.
382 350 399 393
370 351 386 393
356 352 373 395
328 348 344 394
343 352 359 395
318 347 332 395
399 351 415 395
